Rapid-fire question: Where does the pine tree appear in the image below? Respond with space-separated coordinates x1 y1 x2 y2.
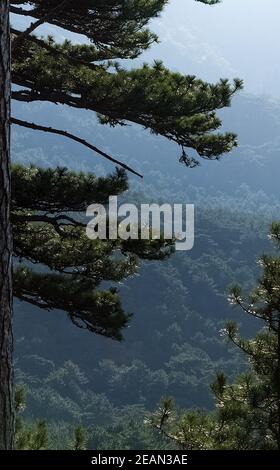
11 1 242 166
0 0 242 448
9 0 243 326
211 222 280 449
15 387 47 450
150 223 280 450
71 426 87 451
12 163 174 339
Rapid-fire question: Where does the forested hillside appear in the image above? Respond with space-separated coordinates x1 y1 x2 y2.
12 93 280 448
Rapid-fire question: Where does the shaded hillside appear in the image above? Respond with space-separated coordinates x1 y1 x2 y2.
13 93 280 437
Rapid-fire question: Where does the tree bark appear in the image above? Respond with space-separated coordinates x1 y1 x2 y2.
0 0 14 450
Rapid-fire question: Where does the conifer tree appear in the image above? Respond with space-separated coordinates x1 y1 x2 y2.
150 223 280 450
12 163 174 339
71 426 87 451
0 0 242 448
9 0 242 329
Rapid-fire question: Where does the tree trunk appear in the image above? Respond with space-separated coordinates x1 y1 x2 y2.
0 0 14 450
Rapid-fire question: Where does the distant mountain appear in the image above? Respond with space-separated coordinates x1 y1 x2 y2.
142 0 280 98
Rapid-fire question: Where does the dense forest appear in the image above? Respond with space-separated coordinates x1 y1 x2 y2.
12 93 280 448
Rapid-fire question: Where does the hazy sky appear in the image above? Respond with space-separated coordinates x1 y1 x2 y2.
143 0 280 98
12 0 280 98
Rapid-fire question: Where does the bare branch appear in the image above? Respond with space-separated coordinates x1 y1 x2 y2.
11 117 143 178
15 292 52 311
13 213 85 227
10 6 33 17
12 213 80 237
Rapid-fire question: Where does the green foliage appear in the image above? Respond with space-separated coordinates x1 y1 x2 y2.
14 267 132 340
12 162 174 339
12 1 169 59
14 383 89 450
16 421 49 451
71 426 87 451
15 387 49 450
13 44 242 162
150 223 280 450
12 0 241 166
12 164 129 212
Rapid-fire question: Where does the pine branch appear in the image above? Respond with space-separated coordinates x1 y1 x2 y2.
233 295 278 332
12 0 69 48
12 164 128 213
12 213 82 237
11 117 143 178
10 6 33 17
11 29 99 70
13 213 85 227
13 267 130 340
